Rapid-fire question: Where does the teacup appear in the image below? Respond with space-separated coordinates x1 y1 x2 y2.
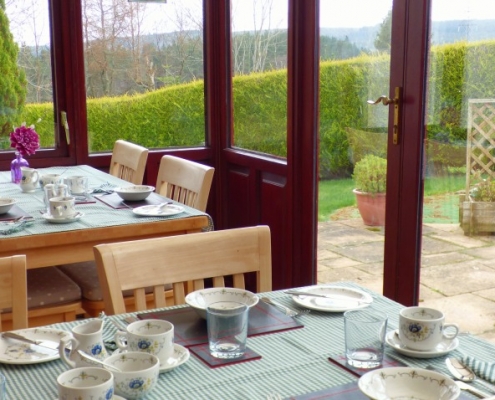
43 184 69 214
105 351 160 399
40 173 62 188
49 196 76 219
115 319 174 364
57 367 114 400
399 306 459 351
65 175 89 195
19 167 39 193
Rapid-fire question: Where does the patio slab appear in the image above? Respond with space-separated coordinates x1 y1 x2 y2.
317 220 495 344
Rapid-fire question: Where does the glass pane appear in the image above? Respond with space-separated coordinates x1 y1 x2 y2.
2 0 54 152
421 1 495 340
318 1 393 295
231 0 288 157
83 0 205 153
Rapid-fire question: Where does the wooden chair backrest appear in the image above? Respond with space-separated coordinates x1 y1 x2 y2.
109 140 149 185
0 255 28 331
155 155 214 211
94 226 272 315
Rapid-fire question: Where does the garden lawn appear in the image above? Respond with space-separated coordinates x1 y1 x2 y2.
319 174 465 223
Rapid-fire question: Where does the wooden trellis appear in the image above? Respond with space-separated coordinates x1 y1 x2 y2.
461 99 495 235
465 99 495 192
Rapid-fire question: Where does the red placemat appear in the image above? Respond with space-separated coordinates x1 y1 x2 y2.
94 192 166 209
188 344 261 368
137 301 304 347
328 353 404 377
0 205 33 222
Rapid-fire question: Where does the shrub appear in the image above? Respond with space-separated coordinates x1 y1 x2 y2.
352 154 387 194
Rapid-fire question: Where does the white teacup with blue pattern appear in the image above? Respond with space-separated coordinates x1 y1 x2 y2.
399 306 459 351
115 319 173 364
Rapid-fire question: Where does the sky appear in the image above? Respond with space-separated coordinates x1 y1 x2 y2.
5 0 495 46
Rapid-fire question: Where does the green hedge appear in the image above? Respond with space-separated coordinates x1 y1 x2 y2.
12 39 495 177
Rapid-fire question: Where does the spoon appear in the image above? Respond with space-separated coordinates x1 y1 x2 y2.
426 365 489 398
446 357 495 394
77 350 121 372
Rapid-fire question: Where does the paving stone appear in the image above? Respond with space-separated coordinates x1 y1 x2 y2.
317 220 495 344
420 236 464 254
463 246 495 259
421 251 475 268
420 293 495 335
353 262 384 277
318 257 362 269
419 260 495 296
329 242 384 264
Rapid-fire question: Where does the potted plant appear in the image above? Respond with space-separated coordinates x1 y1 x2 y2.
460 173 495 235
352 154 387 226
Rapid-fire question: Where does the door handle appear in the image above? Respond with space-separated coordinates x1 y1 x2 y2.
61 111 70 145
368 86 402 145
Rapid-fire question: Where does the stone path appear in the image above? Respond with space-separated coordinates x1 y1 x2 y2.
317 219 495 343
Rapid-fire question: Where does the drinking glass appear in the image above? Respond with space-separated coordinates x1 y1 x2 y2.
344 308 387 369
207 301 248 359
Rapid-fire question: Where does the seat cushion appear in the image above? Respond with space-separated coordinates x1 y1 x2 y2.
27 267 82 308
58 262 170 302
57 262 104 301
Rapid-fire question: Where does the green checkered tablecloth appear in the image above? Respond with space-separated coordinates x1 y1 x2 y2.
0 283 491 399
0 165 213 236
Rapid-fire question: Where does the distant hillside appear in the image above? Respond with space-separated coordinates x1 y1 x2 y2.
321 19 495 51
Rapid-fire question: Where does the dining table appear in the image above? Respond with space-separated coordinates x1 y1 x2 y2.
0 282 492 399
0 165 212 270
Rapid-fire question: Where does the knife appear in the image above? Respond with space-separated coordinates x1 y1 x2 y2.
2 332 60 350
284 290 373 304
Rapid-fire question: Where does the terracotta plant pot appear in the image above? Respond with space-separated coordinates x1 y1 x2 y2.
353 189 386 226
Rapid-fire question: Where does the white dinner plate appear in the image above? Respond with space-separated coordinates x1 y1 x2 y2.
132 204 185 217
42 212 84 224
385 329 459 359
290 285 373 312
0 328 71 364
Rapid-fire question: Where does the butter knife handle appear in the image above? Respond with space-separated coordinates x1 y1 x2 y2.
2 332 38 345
284 290 327 298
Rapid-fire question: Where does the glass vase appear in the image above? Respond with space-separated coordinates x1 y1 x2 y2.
11 151 29 183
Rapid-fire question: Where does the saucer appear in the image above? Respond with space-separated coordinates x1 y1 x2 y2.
42 212 83 224
159 344 190 373
112 344 190 373
385 330 459 358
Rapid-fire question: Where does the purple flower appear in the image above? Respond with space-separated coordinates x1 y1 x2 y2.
10 122 40 156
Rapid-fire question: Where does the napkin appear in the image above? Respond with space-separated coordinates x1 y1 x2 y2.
461 356 495 383
0 219 34 235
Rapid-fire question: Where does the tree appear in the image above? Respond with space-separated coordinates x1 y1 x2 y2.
374 9 392 53
0 0 27 141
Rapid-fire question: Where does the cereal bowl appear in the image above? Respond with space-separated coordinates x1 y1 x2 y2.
0 198 16 214
105 351 159 400
185 287 259 319
358 367 460 400
114 185 155 201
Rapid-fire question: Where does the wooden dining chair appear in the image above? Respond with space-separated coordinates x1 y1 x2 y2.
155 155 214 212
93 225 272 315
57 139 149 317
108 140 149 184
0 255 28 331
